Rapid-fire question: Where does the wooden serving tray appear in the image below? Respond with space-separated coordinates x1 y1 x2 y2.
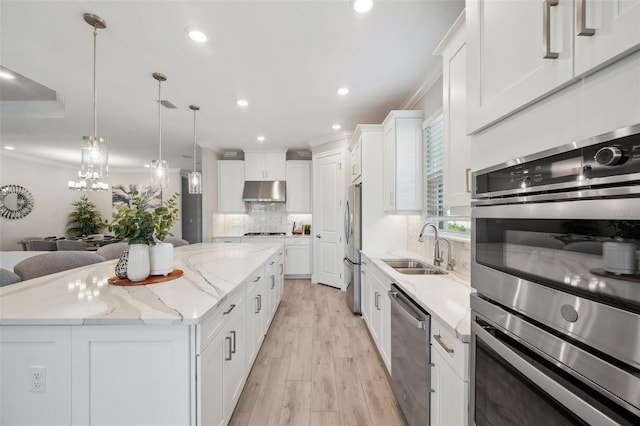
108 269 184 286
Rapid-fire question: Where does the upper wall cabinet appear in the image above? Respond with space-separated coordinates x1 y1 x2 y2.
286 161 312 213
383 110 423 214
218 161 245 213
349 136 362 183
435 13 471 210
466 0 640 134
244 152 286 181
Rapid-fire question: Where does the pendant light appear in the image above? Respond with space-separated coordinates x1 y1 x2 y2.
188 105 202 194
151 72 169 189
79 13 108 182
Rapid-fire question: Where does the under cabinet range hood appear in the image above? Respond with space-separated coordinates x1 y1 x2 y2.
242 181 286 202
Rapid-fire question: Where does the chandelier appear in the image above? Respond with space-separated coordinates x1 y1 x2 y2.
151 72 169 189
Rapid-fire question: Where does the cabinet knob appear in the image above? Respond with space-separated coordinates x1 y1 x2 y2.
316 234 322 239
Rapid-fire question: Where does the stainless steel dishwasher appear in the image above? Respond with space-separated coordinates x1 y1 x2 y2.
388 284 430 426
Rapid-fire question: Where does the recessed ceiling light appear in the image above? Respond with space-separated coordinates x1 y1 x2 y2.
0 71 15 80
332 124 341 130
144 164 150 168
237 99 249 107
353 0 373 14
337 87 349 96
257 136 265 142
187 29 207 43
4 145 15 150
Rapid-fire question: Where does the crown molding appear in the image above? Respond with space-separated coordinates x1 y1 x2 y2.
306 131 352 148
399 65 443 110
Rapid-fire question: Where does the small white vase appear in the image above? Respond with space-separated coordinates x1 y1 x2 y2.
149 242 173 276
127 244 150 282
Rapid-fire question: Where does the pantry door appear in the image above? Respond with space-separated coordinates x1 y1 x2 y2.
313 149 345 289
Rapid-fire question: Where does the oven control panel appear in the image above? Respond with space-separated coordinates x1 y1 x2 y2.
475 127 640 197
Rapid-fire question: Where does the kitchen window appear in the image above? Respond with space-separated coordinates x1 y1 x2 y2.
423 112 471 235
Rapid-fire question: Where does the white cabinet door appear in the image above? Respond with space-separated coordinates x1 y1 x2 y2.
574 0 640 76
218 161 245 213
379 277 391 372
438 15 472 209
199 334 225 426
245 275 266 369
360 261 371 325
382 111 423 213
223 309 245 420
286 161 312 213
350 137 362 183
244 152 286 181
244 152 265 181
383 123 396 211
284 238 311 275
365 263 391 373
467 0 574 133
430 348 468 426
265 153 286 180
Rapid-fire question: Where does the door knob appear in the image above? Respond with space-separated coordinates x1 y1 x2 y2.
316 234 322 239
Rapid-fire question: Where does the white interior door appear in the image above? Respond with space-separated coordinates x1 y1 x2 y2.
313 150 344 289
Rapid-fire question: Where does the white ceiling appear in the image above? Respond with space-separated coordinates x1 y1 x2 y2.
0 0 464 171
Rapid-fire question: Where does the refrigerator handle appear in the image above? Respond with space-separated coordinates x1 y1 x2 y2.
344 200 350 244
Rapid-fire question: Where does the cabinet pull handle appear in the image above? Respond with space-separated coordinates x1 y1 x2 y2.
434 334 454 354
271 276 275 289
543 0 559 59
270 261 275 266
361 269 367 274
231 330 236 354
255 296 260 314
465 168 471 193
375 292 380 310
223 304 236 315
362 260 367 265
225 336 232 360
279 264 284 275
258 294 262 311
576 0 595 36
253 276 261 282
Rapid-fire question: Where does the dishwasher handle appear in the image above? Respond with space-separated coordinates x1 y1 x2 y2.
389 289 426 329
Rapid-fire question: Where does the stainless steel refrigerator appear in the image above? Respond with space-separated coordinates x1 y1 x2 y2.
344 183 362 314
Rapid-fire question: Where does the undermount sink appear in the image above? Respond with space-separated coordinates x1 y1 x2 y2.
381 259 448 275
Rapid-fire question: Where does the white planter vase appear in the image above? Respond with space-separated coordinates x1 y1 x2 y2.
149 242 173 276
127 244 150 282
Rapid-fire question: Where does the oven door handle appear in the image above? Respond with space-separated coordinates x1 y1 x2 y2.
472 322 620 426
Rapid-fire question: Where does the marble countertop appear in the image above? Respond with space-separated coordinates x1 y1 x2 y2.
0 243 282 326
361 250 473 342
213 234 311 238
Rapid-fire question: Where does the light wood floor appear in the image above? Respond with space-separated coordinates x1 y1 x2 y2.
230 279 406 426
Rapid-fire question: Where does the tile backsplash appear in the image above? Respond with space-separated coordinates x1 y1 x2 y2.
212 203 312 237
407 216 471 285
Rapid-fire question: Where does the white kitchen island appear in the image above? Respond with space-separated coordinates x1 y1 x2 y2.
0 243 285 426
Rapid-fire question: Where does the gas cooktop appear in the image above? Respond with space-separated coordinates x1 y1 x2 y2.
243 232 287 236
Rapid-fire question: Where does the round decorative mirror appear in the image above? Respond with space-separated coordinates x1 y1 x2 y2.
0 185 35 219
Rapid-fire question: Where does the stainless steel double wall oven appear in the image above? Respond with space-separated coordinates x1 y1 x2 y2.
470 125 640 425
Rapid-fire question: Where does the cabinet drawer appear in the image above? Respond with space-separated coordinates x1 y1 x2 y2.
284 237 311 246
197 289 244 354
246 267 265 294
431 316 468 380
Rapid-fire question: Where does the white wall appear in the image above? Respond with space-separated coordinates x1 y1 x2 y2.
0 154 181 251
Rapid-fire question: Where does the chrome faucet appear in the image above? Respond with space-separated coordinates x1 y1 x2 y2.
419 222 440 266
418 222 438 243
435 237 456 271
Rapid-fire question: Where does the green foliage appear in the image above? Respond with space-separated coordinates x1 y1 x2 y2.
66 195 107 237
108 191 156 245
153 193 180 242
108 191 180 245
447 222 471 233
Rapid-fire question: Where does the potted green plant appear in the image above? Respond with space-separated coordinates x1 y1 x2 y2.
66 195 107 238
149 193 180 276
108 191 156 281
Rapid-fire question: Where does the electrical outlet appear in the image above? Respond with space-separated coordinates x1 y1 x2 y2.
29 366 46 392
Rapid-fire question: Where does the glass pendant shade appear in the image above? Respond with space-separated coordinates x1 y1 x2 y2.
80 136 108 180
151 72 169 189
188 171 202 194
188 104 202 194
151 159 169 189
